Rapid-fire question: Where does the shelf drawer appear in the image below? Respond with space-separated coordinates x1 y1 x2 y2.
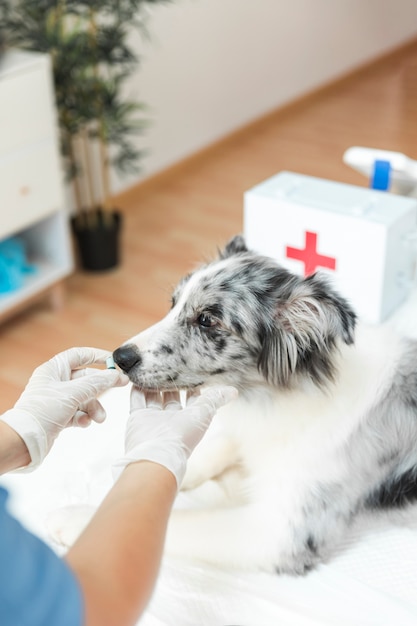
0 54 57 158
0 141 64 239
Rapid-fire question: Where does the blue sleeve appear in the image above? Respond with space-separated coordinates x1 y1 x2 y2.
0 486 83 626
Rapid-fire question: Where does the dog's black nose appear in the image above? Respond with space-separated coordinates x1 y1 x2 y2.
113 345 142 373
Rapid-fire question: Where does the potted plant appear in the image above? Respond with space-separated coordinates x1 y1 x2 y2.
0 0 166 271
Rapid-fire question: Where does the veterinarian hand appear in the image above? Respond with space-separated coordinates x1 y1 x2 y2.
113 386 238 488
0 347 129 471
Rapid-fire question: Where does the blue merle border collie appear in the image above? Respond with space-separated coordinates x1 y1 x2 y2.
114 235 417 575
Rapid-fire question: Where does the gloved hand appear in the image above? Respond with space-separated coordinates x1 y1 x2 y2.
112 386 238 488
0 347 129 471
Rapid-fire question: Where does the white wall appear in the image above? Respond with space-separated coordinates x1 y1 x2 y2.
112 0 417 193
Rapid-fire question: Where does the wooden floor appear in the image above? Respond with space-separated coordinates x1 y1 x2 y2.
1 40 417 412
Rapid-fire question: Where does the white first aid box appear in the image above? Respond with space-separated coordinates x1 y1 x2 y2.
244 172 417 324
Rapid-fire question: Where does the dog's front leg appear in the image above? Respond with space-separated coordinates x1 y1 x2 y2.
165 502 327 574
181 432 239 491
165 504 287 573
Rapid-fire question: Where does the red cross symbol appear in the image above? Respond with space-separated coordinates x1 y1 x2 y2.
286 231 336 276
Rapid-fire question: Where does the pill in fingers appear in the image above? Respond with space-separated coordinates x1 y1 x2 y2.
106 355 116 370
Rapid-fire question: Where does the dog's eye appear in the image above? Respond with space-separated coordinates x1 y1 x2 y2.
197 313 217 328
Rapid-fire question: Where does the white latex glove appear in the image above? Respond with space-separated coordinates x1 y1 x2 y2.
113 386 238 488
0 347 128 471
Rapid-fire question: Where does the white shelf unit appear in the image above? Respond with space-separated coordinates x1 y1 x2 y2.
0 49 73 321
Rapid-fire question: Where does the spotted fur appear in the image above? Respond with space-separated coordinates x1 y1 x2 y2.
113 235 417 574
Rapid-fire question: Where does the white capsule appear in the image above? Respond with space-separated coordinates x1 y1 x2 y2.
106 355 116 369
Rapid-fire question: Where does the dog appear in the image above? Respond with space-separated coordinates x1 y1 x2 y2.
113 235 417 575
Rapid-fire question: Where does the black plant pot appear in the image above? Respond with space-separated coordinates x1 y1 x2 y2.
71 209 122 272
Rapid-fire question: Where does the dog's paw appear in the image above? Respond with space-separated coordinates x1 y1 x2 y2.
180 464 208 491
45 504 96 548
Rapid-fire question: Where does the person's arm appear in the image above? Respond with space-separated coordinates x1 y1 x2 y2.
66 461 176 626
0 347 128 472
67 386 238 626
0 420 30 474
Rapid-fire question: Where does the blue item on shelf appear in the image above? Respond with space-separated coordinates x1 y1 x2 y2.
0 237 37 295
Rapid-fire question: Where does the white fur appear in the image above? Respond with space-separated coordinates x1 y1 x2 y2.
164 326 405 572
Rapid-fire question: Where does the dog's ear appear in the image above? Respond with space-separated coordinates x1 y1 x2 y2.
258 273 356 388
219 235 248 259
